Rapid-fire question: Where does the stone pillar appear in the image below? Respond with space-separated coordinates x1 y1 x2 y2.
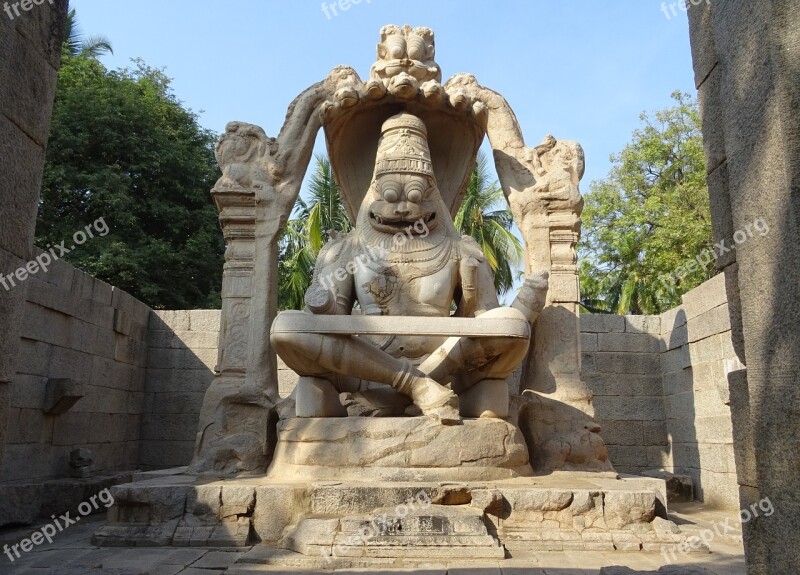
526 213 591 408
688 1 800 573
0 1 68 478
466 81 609 472
190 77 337 475
214 190 256 380
187 185 285 475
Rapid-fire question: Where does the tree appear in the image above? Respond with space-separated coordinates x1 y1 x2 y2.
579 91 711 315
37 56 224 309
64 9 113 58
278 156 352 310
454 153 523 295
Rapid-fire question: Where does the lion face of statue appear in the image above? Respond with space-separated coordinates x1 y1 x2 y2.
367 173 439 235
371 25 441 84
216 122 267 167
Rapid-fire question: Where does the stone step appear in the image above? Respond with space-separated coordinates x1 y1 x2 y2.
285 505 505 559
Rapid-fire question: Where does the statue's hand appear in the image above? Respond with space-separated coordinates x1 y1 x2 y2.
511 270 549 323
304 283 336 315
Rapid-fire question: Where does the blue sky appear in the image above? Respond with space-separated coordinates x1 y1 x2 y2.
69 0 696 192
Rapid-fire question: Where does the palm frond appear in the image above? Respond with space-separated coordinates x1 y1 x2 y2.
455 151 524 295
64 9 113 59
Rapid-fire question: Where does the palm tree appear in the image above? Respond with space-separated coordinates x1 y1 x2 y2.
454 153 524 295
64 9 113 58
278 156 351 310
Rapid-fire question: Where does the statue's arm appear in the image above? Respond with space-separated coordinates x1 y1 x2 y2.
455 237 500 317
304 238 355 315
511 270 549 324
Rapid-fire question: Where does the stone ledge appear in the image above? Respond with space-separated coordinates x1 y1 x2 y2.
268 417 532 482
0 471 133 528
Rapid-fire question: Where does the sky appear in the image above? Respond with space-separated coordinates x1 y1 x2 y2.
68 0 697 193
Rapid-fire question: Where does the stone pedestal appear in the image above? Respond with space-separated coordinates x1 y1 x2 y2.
93 470 698 562
267 417 532 482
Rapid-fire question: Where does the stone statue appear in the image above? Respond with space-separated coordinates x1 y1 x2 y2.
271 112 549 424
215 122 272 190
101 26 699 557
367 24 441 100
189 22 610 476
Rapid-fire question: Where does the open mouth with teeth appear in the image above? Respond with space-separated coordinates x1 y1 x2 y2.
370 212 436 230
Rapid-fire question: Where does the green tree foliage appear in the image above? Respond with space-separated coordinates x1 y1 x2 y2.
579 91 711 315
278 156 352 310
454 153 523 295
37 56 224 309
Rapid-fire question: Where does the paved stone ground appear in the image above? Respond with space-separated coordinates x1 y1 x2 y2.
0 503 745 574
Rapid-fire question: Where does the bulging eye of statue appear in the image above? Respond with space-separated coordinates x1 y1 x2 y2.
406 185 423 204
383 186 399 203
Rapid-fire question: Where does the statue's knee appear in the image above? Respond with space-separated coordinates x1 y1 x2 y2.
479 306 527 322
269 328 292 355
270 311 305 353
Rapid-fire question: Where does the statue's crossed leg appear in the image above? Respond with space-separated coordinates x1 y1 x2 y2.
271 308 529 423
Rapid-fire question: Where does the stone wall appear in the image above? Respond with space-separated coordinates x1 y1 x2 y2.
138 310 299 470
660 274 739 509
688 1 800 571
2 252 150 482
580 314 667 476
139 310 220 470
0 0 68 486
582 273 738 509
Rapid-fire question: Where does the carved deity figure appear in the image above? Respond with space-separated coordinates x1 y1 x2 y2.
271 112 549 424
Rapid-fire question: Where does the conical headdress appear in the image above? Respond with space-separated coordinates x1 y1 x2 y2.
373 113 435 179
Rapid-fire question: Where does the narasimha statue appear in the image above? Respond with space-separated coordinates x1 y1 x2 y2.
271 112 549 424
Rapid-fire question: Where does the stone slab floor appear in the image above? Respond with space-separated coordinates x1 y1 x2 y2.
0 503 745 575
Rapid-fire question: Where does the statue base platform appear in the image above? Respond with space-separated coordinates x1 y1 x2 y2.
266 417 533 482
92 467 708 562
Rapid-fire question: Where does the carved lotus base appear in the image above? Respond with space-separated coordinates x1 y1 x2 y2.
265 417 533 482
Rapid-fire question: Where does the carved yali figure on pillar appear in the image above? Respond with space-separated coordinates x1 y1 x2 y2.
271 112 549 424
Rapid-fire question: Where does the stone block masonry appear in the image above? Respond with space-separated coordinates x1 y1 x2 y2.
581 313 667 477
139 310 222 470
138 309 299 470
687 2 800 571
660 273 739 510
0 0 68 499
2 254 151 485
582 273 739 510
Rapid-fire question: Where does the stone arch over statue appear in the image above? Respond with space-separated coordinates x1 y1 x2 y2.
190 23 610 477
